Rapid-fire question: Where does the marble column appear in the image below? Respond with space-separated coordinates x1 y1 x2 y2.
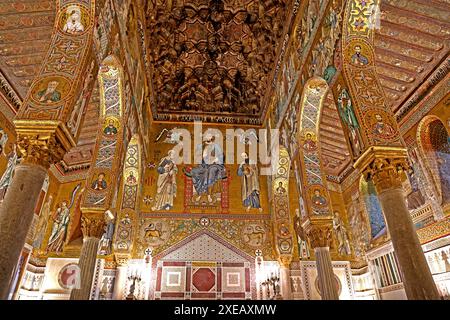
0 163 47 300
366 157 440 300
279 262 292 300
112 259 128 300
314 247 339 300
305 222 339 300
70 216 104 300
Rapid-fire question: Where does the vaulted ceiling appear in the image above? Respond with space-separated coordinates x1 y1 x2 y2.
145 0 289 124
0 0 56 108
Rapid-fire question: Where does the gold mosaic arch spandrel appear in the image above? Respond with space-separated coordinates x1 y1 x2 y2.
80 55 125 230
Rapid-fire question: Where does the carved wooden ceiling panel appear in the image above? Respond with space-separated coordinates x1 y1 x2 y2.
375 0 450 115
145 0 289 124
0 1 56 102
320 91 351 177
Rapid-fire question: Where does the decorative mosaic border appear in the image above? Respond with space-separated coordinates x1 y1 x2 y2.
140 212 271 220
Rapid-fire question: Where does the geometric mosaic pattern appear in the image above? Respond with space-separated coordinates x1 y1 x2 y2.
151 230 255 299
154 261 251 300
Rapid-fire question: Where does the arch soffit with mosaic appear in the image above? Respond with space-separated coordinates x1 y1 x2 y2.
341 0 407 154
113 133 142 257
416 115 450 204
295 76 333 219
14 1 96 155
80 55 125 216
271 146 295 264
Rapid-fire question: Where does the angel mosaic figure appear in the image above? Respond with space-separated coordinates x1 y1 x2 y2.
46 184 81 253
333 211 351 256
98 210 115 255
33 195 53 249
46 201 71 253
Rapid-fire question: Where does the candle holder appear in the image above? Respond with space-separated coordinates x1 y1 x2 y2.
261 272 282 300
126 272 142 300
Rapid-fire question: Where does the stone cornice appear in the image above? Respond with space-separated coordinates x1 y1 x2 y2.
49 163 89 183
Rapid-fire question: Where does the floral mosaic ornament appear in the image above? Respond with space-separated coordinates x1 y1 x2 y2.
342 0 402 147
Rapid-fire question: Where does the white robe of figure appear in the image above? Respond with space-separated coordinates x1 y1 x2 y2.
0 129 8 156
152 156 177 211
47 206 70 252
0 148 18 191
63 19 84 34
237 161 261 209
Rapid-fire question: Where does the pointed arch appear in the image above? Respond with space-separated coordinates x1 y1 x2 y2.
81 54 125 212
113 134 142 256
341 0 402 149
417 115 450 206
121 134 142 210
296 76 332 217
272 146 294 263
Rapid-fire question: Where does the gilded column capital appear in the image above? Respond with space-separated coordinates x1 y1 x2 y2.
81 215 105 240
302 218 334 249
354 146 409 194
16 132 65 169
14 120 75 169
114 253 130 267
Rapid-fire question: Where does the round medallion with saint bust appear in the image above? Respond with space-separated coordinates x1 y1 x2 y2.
365 109 399 141
31 77 71 106
344 39 373 67
59 4 90 36
308 185 329 208
102 117 120 136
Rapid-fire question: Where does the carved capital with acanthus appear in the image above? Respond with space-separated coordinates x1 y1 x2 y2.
114 253 130 267
16 133 64 169
14 120 75 169
302 218 334 249
81 215 105 239
354 146 409 194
